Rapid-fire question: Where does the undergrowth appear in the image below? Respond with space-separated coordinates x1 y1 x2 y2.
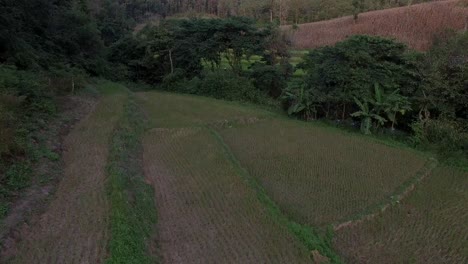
0 94 57 220
208 128 342 263
105 94 157 264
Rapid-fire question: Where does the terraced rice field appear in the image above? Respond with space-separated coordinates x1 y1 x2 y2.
5 89 464 263
8 92 127 263
218 119 430 226
137 92 272 128
143 127 310 263
334 167 468 263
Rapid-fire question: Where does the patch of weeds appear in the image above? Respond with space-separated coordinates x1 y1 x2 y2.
0 95 57 221
209 128 342 263
40 148 60 161
105 95 157 264
38 173 53 184
0 203 8 219
5 163 32 191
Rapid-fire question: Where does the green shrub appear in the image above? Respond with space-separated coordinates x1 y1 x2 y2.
411 119 468 155
161 68 189 91
5 163 32 191
249 63 286 98
298 35 420 121
197 70 266 103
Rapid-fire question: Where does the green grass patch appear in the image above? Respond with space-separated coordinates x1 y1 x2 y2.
105 94 158 264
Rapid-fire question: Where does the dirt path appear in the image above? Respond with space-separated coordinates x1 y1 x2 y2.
4 94 126 264
143 128 310 264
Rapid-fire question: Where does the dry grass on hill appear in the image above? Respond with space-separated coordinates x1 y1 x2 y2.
285 0 468 51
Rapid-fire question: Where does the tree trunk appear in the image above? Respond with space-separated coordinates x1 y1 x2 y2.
326 103 330 119
465 16 468 32
169 49 174 74
342 103 346 121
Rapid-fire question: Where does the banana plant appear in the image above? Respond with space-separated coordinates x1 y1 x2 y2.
282 86 317 120
372 83 412 130
351 96 386 135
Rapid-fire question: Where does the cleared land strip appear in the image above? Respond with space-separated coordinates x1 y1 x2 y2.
143 127 310 263
8 94 126 264
334 167 468 263
218 119 430 227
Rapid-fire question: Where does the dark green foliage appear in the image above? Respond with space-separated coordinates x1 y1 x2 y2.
411 119 468 159
197 70 266 103
415 31 468 121
281 85 318 120
295 35 418 124
0 66 58 219
214 17 270 74
409 31 468 157
109 17 275 104
1 0 105 73
97 0 134 46
250 63 287 98
288 33 466 160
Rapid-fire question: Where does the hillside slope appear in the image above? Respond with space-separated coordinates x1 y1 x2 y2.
285 0 468 50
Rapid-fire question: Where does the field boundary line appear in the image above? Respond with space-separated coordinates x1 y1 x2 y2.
105 93 158 264
333 158 439 231
207 127 342 263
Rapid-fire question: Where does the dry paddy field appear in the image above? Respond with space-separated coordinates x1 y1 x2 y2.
217 119 433 227
143 128 309 263
3 89 466 263
136 91 464 263
334 167 468 263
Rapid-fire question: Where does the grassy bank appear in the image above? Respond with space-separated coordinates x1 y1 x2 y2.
105 93 157 264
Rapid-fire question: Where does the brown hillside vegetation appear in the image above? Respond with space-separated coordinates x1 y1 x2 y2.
286 0 468 50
